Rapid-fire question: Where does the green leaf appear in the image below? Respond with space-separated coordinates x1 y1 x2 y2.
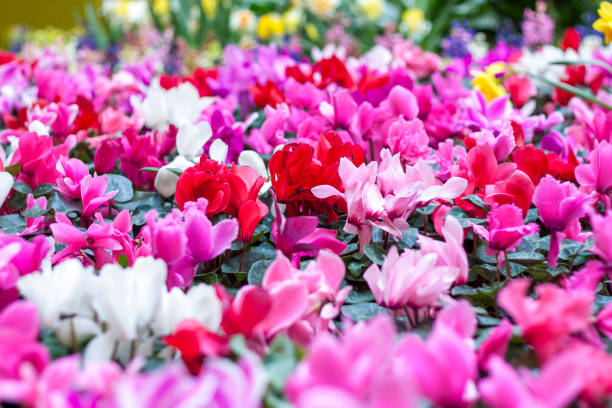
248 259 272 285
363 244 385 265
22 205 47 219
4 163 21 177
345 290 375 304
550 59 612 76
105 174 134 203
117 253 130 268
507 252 545 262
264 335 298 391
463 194 486 208
40 330 69 359
33 183 56 196
0 214 27 234
530 74 612 110
341 302 388 321
12 182 32 195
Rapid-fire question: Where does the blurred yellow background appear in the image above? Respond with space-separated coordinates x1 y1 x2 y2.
0 0 100 47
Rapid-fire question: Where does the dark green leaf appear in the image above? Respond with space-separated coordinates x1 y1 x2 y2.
105 174 134 203
22 205 47 219
0 214 27 234
341 302 388 321
12 182 32 195
248 259 272 285
364 244 385 265
34 183 56 196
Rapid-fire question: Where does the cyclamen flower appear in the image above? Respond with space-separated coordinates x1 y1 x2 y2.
272 200 346 266
533 175 593 266
396 301 478 408
589 210 612 265
479 354 583 408
575 140 612 206
50 211 133 267
0 171 13 209
285 316 417 408
498 279 593 360
269 133 365 222
10 131 74 188
261 250 350 344
19 194 48 235
364 246 458 309
56 157 90 199
141 199 238 289
0 233 50 310
418 215 469 284
0 300 49 379
384 117 431 165
469 204 539 262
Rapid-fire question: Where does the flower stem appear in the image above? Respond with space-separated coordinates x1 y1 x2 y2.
503 250 510 280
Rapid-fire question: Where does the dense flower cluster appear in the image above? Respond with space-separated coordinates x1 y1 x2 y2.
4 0 612 406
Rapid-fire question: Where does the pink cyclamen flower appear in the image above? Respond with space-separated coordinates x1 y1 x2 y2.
533 175 593 266
575 140 612 206
19 194 48 235
262 250 349 343
589 210 612 265
312 158 384 252
395 301 478 408
364 246 458 309
0 233 50 310
477 319 513 370
469 203 539 258
50 212 133 267
0 301 49 380
418 215 469 284
80 174 117 217
498 279 593 360
479 353 583 408
56 157 90 200
285 316 417 408
385 117 432 165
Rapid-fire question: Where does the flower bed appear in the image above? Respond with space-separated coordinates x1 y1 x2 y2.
2 1 612 406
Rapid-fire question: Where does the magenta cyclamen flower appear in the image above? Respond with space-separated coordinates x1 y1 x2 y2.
80 174 118 217
272 201 346 266
141 198 238 289
0 301 49 379
364 246 458 309
533 175 593 266
0 233 50 310
56 157 90 200
469 204 539 261
50 211 133 267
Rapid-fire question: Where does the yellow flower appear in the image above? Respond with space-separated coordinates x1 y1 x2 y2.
308 0 340 17
153 0 170 15
202 0 217 18
358 0 384 20
257 13 284 40
115 0 131 19
305 23 319 41
402 8 424 33
471 62 507 102
283 8 302 34
594 1 612 44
